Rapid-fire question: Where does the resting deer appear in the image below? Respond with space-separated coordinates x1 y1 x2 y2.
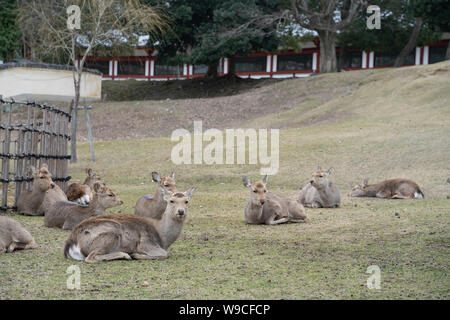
0 216 38 253
45 182 123 230
298 167 340 208
349 178 424 199
64 186 195 263
242 175 308 225
135 171 177 219
38 182 68 216
17 164 55 216
66 168 103 205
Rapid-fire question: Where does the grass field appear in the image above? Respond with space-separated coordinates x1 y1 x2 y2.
1 62 449 299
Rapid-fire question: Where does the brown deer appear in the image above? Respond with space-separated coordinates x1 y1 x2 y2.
298 167 341 208
17 165 55 216
64 186 195 263
45 182 123 230
242 175 308 225
0 216 38 253
66 168 104 205
135 171 177 219
38 183 68 216
349 178 424 199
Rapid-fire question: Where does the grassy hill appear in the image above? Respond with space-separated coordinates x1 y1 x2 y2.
1 62 449 299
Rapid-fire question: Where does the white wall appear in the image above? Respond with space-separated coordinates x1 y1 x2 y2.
0 67 102 102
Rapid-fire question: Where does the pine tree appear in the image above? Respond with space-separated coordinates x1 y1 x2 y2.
0 0 21 61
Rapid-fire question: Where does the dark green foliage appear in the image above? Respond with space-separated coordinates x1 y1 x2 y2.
144 0 283 69
411 0 450 32
338 0 441 53
0 0 21 61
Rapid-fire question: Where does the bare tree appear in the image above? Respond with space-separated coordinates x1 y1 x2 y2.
19 0 167 162
290 0 367 73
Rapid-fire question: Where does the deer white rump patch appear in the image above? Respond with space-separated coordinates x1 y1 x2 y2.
414 192 423 199
69 244 85 261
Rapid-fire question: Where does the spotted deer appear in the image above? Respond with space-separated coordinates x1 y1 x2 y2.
242 175 308 225
17 164 55 216
66 168 104 205
135 171 177 219
298 167 341 208
349 178 424 199
45 182 123 230
0 216 38 253
64 186 195 263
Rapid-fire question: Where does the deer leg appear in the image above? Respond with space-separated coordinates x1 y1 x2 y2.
390 194 410 199
85 251 132 263
130 250 168 261
268 217 289 225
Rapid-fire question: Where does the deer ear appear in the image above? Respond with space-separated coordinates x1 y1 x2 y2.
362 179 368 187
326 168 334 176
317 165 322 171
87 168 93 176
185 187 195 201
41 163 48 170
242 176 251 188
171 170 175 179
93 182 103 193
152 172 161 183
262 175 268 185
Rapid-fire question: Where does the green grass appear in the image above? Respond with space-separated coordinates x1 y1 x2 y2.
1 62 449 299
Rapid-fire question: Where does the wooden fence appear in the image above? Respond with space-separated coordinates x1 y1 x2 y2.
0 99 71 211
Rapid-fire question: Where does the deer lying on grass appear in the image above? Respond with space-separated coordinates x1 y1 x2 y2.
17 165 55 216
38 182 68 216
66 168 103 205
298 167 341 208
242 175 308 225
64 186 195 263
135 171 177 219
0 216 38 253
45 182 123 230
349 178 424 199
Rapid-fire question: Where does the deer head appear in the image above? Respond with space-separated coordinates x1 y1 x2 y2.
152 171 177 193
93 182 123 209
160 186 195 222
349 179 369 197
32 164 55 192
310 167 334 190
242 175 268 206
85 168 103 187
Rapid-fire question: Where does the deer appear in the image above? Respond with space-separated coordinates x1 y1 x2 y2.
64 186 195 263
16 164 55 216
0 216 38 253
242 175 308 225
37 182 68 216
135 171 177 220
349 178 424 199
44 182 123 230
66 168 104 205
298 167 341 208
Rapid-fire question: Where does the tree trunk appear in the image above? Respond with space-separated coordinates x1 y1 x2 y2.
70 74 81 163
227 57 236 75
394 17 423 67
206 61 218 78
318 30 337 73
446 40 450 60
338 44 348 72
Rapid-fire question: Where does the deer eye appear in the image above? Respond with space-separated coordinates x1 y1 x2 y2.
264 190 267 193
185 201 189 204
253 190 257 193
170 200 175 203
